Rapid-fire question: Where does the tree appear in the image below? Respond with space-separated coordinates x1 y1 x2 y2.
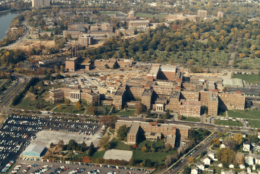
223 87 228 92
66 34 72 40
135 103 145 115
146 109 151 117
187 59 194 65
248 135 258 143
143 159 152 167
29 86 34 93
233 133 243 145
83 156 91 163
218 132 224 137
65 99 70 107
165 109 170 119
88 142 95 156
60 65 64 73
217 148 235 165
87 106 96 115
50 76 53 81
75 102 81 111
105 64 109 69
58 104 62 110
99 136 110 150
239 53 244 58
116 125 128 141
188 156 194 163
183 166 191 174
141 146 148 153
211 138 220 147
58 140 64 147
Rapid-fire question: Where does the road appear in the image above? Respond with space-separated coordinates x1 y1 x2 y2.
0 21 31 50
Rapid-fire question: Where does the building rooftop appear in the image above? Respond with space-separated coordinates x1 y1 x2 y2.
142 89 153 97
66 57 78 61
115 90 125 96
128 121 140 135
23 144 45 155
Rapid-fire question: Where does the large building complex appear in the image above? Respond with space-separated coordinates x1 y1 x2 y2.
115 120 190 147
111 64 245 117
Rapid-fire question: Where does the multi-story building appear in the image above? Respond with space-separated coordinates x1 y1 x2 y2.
166 13 198 22
141 89 153 110
218 91 245 110
208 92 218 116
51 87 100 105
32 0 50 7
115 120 190 147
113 90 125 109
181 91 199 101
178 100 201 117
197 10 207 18
63 30 82 38
78 34 92 47
49 88 64 104
65 57 79 72
217 11 224 18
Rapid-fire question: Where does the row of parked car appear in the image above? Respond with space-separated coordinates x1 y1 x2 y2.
0 131 32 139
3 125 43 132
1 160 15 173
0 146 21 153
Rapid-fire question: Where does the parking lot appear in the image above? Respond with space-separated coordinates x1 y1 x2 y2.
15 160 146 174
0 115 102 171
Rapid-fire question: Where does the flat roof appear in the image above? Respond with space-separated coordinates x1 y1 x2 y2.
103 149 133 162
128 121 140 135
23 144 45 155
66 57 78 61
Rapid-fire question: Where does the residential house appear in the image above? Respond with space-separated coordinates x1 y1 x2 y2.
218 163 223 167
240 164 246 169
247 167 251 173
243 141 251 152
208 152 218 161
255 157 260 165
197 162 205 171
208 168 214 174
229 164 234 168
221 169 236 174
191 167 198 174
201 156 211 165
245 156 255 165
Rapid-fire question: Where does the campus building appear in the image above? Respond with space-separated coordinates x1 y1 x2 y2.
32 0 50 7
49 87 100 105
197 10 207 18
65 57 79 72
115 120 190 147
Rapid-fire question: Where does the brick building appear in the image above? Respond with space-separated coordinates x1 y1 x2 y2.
113 90 125 109
166 13 198 22
208 92 218 116
78 34 93 47
178 100 201 117
218 91 245 110
52 87 100 105
49 88 64 104
115 120 190 147
63 30 82 38
197 10 207 18
65 57 79 72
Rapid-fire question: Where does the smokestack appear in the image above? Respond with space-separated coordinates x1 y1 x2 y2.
75 45 77 57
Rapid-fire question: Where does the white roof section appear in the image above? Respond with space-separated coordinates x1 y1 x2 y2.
103 149 133 162
223 78 244 88
23 144 45 154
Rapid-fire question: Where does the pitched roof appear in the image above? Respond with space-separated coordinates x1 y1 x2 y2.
23 144 45 154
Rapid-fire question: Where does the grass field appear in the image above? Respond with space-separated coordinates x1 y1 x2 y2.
227 109 260 120
53 105 85 114
110 138 131 150
178 116 200 122
92 150 106 159
214 120 242 127
110 109 136 116
136 13 154 18
248 119 260 128
233 74 260 84
100 11 119 15
155 14 167 18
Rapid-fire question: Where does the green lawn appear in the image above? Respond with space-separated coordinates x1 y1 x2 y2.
54 105 85 114
133 149 176 165
214 120 242 127
227 109 260 119
178 116 200 122
248 119 260 128
100 11 119 15
92 150 106 159
12 94 56 111
110 138 131 150
156 14 167 18
86 105 111 115
136 13 154 18
110 109 136 116
233 74 260 84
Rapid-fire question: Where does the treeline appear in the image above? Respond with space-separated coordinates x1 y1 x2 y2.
0 50 26 66
12 77 40 105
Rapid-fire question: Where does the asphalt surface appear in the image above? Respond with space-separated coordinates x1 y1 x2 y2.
15 160 145 174
0 115 101 171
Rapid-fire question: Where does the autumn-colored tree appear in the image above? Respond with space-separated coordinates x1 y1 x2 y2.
223 87 228 92
141 146 148 153
233 133 243 145
65 99 70 107
211 138 220 147
99 115 118 127
187 59 194 65
135 103 146 115
60 65 64 73
234 153 245 165
239 53 244 58
44 26 48 31
217 148 235 164
87 106 96 115
58 104 62 110
256 50 260 58
215 48 219 52
245 33 250 39
83 156 91 163
75 102 81 111
251 45 256 52
188 157 194 163
98 136 110 150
